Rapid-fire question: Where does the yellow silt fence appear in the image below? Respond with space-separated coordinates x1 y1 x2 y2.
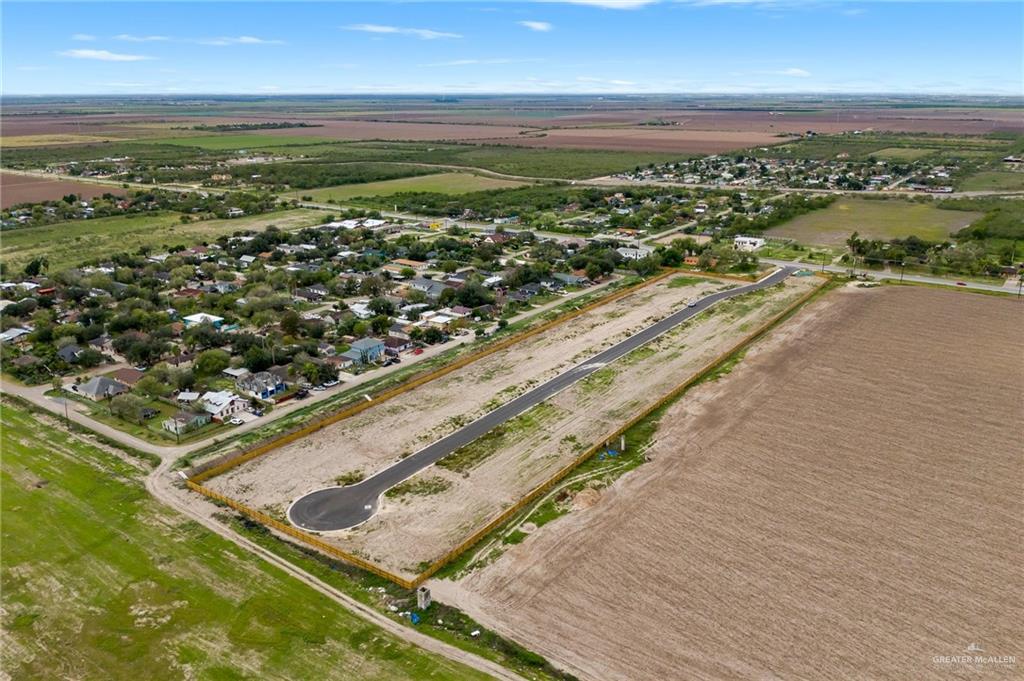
188 268 678 483
193 271 830 590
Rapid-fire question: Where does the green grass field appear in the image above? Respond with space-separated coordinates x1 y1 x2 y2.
291 173 527 202
871 147 934 161
959 171 1024 191
766 198 983 247
1 208 322 270
154 134 339 150
0 401 487 681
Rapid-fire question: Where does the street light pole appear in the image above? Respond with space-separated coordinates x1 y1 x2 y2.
900 261 906 284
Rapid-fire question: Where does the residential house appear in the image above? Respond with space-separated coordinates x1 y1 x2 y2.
162 410 212 435
0 328 30 345
74 376 129 401
733 235 766 252
616 246 655 261
222 367 250 380
199 391 247 422
109 367 145 386
183 312 224 328
342 337 386 364
56 344 84 363
384 336 413 355
236 371 286 400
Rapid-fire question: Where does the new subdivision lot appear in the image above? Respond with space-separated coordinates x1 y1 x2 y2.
766 197 982 246
206 273 820 578
451 285 1022 681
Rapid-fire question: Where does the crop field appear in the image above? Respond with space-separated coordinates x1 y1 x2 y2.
871 146 934 160
291 173 528 201
1 208 322 270
205 274 819 578
0 401 487 681
766 198 983 246
154 134 341 150
453 285 1022 681
960 170 1024 191
478 128 787 154
0 133 117 148
0 171 126 208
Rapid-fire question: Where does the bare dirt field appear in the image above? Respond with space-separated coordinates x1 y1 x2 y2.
207 275 723 509
0 171 126 208
208 274 820 578
448 285 1023 681
477 128 788 154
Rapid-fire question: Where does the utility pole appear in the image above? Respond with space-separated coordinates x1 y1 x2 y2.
900 261 906 284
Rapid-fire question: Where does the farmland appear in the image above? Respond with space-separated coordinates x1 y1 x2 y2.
0 208 322 270
960 170 1024 191
290 173 528 202
205 274 820 578
0 401 487 681
453 285 1022 681
0 171 125 209
154 134 341 150
766 197 983 246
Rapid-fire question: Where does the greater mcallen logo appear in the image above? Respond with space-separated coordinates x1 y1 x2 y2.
932 643 1016 668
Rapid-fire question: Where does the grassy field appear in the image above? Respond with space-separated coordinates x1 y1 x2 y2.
871 147 934 161
291 173 527 202
1 208 322 270
959 170 1024 191
767 198 983 246
0 401 487 681
154 134 340 150
0 134 116 147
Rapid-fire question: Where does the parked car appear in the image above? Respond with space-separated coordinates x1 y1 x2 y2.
229 417 244 426
295 389 309 399
323 380 340 388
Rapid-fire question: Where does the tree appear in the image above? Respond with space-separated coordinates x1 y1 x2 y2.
368 297 395 316
134 375 173 399
280 310 301 336
195 349 230 376
109 394 147 423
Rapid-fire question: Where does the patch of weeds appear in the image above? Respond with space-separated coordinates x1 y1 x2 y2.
334 470 365 486
385 476 452 499
667 275 704 288
503 530 528 545
437 403 562 473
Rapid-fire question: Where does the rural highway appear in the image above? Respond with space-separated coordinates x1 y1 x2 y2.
288 265 798 531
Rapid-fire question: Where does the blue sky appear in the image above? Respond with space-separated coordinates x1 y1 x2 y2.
2 1 1020 95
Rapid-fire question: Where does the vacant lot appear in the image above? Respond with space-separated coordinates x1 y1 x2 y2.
0 402 487 681
872 146 934 161
767 198 982 246
208 275 820 578
960 170 1024 192
0 171 125 208
1 208 322 270
292 173 527 201
454 285 1022 681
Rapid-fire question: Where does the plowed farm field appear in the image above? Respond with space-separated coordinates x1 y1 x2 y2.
450 285 1023 681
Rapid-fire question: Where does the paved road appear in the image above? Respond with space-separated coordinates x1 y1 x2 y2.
760 258 1020 294
288 266 798 531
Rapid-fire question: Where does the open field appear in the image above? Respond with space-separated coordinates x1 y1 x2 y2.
1 208 322 270
477 128 787 154
767 198 983 246
0 171 125 208
871 146 934 160
960 170 1024 192
154 134 340 149
0 401 487 681
0 133 117 148
291 173 528 201
452 285 1023 681
207 274 819 578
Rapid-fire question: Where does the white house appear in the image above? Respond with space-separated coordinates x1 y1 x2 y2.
616 245 655 261
733 236 766 252
199 391 247 422
183 312 224 328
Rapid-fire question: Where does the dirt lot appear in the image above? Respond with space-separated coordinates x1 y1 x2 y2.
448 285 1022 681
209 274 820 577
0 171 125 208
207 275 723 509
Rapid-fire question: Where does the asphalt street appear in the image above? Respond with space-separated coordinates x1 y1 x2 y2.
288 266 798 531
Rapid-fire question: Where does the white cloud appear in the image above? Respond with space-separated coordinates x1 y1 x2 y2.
577 76 636 86
115 34 170 42
71 33 96 41
518 20 554 31
548 0 658 9
776 67 811 77
197 36 285 46
343 24 462 40
58 49 155 62
422 58 543 67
